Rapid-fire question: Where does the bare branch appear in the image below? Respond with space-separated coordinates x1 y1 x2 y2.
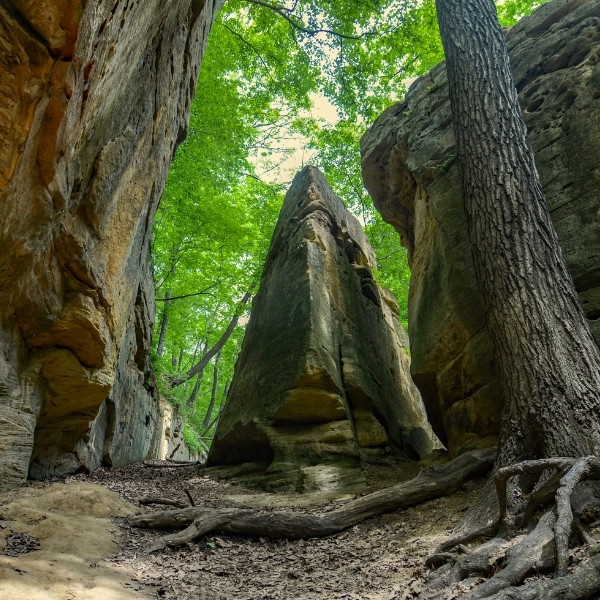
243 0 367 40
156 282 220 302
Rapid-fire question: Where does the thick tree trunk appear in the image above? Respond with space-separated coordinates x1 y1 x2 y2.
434 0 600 469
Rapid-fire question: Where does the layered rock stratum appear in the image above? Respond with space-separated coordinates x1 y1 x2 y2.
361 0 600 456
208 167 440 492
0 0 220 487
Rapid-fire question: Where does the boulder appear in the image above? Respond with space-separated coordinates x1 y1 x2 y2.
0 0 221 486
208 167 440 493
361 0 600 456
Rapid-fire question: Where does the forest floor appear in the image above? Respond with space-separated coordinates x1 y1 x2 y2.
0 460 579 600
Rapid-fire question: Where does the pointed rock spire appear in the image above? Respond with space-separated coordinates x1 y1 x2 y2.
208 167 440 492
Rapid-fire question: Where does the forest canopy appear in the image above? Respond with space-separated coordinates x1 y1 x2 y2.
150 0 546 453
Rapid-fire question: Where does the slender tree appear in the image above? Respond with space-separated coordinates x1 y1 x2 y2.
202 350 222 430
169 284 255 387
187 341 208 410
155 290 171 357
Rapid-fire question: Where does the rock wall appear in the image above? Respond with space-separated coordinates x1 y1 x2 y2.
208 167 440 493
361 0 600 456
0 0 221 487
152 399 202 463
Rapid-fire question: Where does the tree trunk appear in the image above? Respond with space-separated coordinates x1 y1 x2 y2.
200 403 223 438
170 284 255 388
155 289 171 357
202 350 221 430
187 342 208 411
434 0 600 470
188 375 203 411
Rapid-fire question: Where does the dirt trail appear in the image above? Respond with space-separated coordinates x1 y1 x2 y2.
0 481 149 599
1 463 485 599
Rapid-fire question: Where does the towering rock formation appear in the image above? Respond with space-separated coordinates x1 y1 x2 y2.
0 0 221 487
208 167 440 493
361 0 600 456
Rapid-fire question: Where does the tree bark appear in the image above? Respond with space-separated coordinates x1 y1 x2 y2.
434 0 600 470
482 553 600 600
155 289 171 357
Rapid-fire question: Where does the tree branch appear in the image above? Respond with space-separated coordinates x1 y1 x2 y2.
156 282 220 302
169 282 257 387
243 0 366 40
217 21 278 83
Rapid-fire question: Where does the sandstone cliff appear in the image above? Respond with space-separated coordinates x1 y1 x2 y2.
361 0 600 456
208 167 440 493
0 0 221 487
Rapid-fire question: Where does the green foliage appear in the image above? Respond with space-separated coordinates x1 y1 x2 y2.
151 0 549 450
497 0 547 25
183 423 205 455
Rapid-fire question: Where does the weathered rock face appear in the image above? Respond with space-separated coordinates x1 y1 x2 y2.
0 0 221 487
361 0 600 456
208 167 440 492
151 399 201 463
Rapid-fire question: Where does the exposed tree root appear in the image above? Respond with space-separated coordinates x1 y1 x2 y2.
129 451 600 597
128 448 495 553
142 459 206 468
482 553 600 599
425 456 600 599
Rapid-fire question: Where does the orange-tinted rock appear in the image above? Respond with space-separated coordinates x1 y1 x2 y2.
0 0 222 487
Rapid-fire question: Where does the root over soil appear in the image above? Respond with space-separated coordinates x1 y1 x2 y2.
129 449 495 552
424 456 600 599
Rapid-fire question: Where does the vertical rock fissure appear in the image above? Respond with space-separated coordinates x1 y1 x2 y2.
337 341 363 464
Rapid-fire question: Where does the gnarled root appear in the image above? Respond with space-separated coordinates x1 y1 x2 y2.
426 456 600 599
483 553 600 599
128 448 495 553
